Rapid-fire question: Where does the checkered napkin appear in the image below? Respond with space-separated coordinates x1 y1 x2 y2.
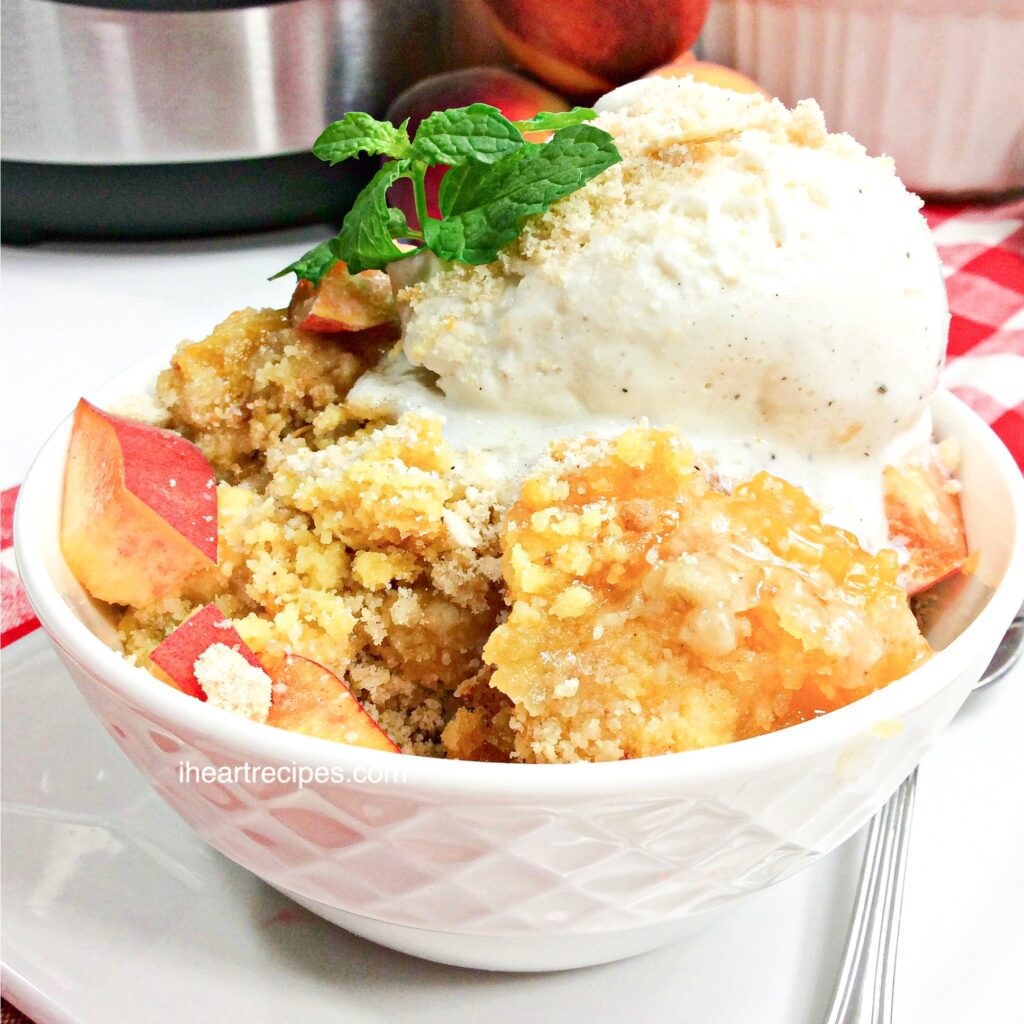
926 200 1024 455
2 201 1023 660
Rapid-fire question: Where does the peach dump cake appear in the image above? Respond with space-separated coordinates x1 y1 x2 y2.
60 80 967 762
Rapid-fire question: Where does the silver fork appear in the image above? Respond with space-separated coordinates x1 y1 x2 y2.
825 604 1024 1024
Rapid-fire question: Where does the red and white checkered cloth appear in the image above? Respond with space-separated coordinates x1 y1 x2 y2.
924 199 1024 452
1 486 39 648
2 200 1022 655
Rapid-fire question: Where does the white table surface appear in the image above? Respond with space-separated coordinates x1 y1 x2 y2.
2 234 1022 1023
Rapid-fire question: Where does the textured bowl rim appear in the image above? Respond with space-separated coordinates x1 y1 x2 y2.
14 365 1024 800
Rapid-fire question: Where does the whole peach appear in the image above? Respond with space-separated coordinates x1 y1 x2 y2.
646 57 770 96
384 67 569 228
481 0 711 94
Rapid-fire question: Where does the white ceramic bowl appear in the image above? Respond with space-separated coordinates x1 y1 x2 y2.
701 0 1024 196
14 353 1024 972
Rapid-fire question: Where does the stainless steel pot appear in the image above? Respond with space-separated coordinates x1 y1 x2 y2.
0 0 502 239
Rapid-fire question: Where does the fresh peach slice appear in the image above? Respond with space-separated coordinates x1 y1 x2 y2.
884 462 968 595
289 261 396 333
267 654 399 752
150 603 263 699
61 399 217 607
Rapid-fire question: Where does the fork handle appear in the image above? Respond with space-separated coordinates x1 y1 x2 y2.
825 769 919 1024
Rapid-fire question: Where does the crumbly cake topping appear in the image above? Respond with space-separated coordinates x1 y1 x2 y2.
156 307 392 481
118 310 506 756
108 393 172 428
194 642 273 722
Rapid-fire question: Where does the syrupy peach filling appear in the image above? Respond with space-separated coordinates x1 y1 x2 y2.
461 428 930 762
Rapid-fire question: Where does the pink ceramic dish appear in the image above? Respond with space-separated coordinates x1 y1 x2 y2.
702 0 1024 196
14 352 1024 971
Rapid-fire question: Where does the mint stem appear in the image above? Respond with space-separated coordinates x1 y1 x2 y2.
411 162 430 234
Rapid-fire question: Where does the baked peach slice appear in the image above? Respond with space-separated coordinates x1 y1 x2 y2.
267 654 399 752
61 399 217 607
289 260 396 334
884 462 968 595
151 603 263 700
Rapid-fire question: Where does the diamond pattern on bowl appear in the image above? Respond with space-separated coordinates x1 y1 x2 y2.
63 650 979 938
267 807 362 850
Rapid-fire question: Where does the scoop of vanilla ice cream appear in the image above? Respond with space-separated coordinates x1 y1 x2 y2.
382 78 949 550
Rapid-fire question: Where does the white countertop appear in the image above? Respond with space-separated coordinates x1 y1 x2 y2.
1 230 321 487
1 234 1022 1023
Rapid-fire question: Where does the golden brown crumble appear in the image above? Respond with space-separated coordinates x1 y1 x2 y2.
118 307 931 761
157 307 394 482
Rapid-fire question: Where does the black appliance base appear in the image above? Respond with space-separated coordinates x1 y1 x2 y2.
1 153 371 244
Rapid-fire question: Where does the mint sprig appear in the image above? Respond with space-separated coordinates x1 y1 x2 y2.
274 104 620 285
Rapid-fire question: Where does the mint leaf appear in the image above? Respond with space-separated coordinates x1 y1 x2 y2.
410 104 523 167
270 240 340 285
427 124 620 263
436 162 476 218
334 162 411 274
313 112 411 165
512 107 597 134
272 167 414 283
438 146 536 219
386 206 410 238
